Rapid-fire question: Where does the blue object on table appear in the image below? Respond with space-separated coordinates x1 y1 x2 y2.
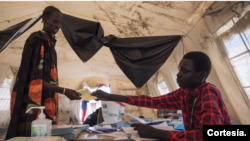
168 121 183 128
174 124 185 131
52 125 89 140
172 123 239 132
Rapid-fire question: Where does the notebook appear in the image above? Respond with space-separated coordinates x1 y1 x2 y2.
52 124 89 140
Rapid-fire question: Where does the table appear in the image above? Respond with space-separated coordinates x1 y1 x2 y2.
71 131 159 141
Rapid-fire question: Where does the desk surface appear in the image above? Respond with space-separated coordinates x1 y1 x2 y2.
72 131 115 141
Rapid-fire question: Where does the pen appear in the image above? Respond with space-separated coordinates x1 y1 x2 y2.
95 84 102 92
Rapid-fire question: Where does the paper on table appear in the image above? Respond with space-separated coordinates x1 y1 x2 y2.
95 125 113 131
151 125 175 131
101 129 154 140
124 113 172 125
87 126 118 134
101 119 123 125
148 121 175 131
124 113 146 124
122 127 134 139
157 121 168 126
76 88 97 100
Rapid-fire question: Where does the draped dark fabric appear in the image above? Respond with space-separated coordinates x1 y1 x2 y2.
61 13 104 62
1 13 182 88
0 19 31 52
105 36 182 88
0 16 41 53
61 13 182 88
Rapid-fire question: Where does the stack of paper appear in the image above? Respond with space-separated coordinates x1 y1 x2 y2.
51 124 89 140
87 125 119 134
100 122 176 140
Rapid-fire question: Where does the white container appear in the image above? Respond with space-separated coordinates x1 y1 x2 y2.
101 101 125 123
26 106 52 137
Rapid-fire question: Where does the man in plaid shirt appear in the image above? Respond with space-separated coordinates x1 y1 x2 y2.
92 51 232 141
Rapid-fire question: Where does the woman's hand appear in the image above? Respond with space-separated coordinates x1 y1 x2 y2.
65 89 82 100
91 90 109 101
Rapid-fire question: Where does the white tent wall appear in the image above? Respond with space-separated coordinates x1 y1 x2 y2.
0 64 14 129
0 65 9 83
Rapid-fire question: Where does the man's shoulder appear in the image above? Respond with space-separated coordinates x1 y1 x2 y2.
201 82 221 95
204 82 219 90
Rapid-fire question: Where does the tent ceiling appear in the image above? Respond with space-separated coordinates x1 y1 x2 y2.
0 1 213 81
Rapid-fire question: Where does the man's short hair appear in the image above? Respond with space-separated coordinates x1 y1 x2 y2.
183 51 211 79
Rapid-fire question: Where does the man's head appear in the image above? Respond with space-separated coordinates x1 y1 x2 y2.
176 51 211 90
42 6 62 35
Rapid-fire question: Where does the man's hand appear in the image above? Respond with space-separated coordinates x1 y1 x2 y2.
91 90 109 101
131 123 158 138
131 123 168 140
65 89 82 100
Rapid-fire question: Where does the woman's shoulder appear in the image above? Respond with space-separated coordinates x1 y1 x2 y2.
22 31 44 49
27 31 43 40
25 31 44 44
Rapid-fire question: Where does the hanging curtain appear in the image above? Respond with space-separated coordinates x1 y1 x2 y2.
0 13 182 89
0 19 31 52
0 15 41 53
61 13 182 88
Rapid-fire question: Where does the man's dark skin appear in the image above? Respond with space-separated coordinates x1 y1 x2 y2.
42 11 81 100
91 58 206 140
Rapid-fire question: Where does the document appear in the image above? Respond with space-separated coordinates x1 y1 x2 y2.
87 125 118 134
76 88 97 100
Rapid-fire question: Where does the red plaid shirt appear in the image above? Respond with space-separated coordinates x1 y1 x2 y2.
126 82 232 141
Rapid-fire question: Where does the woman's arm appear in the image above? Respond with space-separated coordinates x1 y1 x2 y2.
43 81 81 100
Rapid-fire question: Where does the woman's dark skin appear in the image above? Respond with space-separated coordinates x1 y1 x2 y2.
42 11 81 100
91 58 206 140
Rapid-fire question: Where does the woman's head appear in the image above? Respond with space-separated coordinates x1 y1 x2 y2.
42 6 62 35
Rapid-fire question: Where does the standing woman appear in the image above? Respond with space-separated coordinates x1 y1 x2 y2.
5 6 81 140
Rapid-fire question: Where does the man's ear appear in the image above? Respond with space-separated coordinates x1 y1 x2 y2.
199 71 206 82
